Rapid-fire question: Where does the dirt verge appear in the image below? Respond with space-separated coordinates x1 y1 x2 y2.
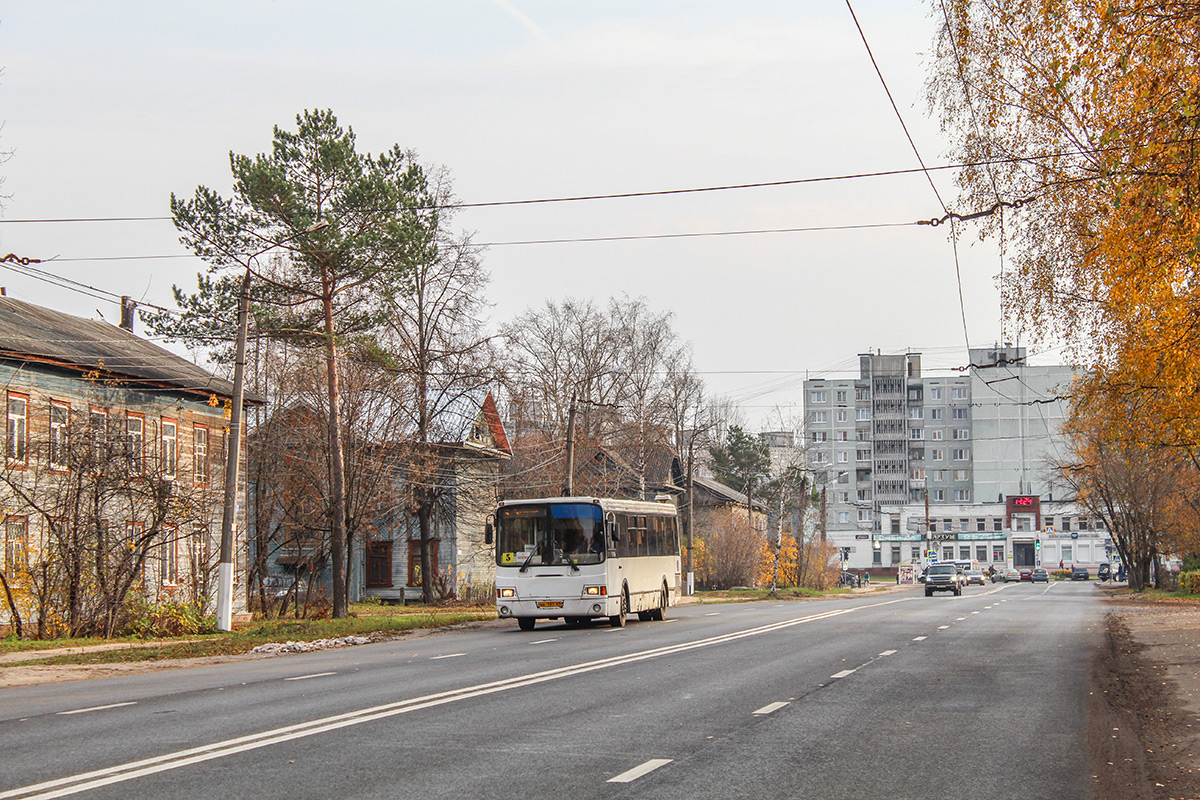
1091 596 1200 800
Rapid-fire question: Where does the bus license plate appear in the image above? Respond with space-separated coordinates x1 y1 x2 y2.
536 601 564 609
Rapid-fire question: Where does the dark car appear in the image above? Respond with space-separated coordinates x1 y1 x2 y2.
839 571 862 588
1097 563 1112 581
924 563 963 596
965 569 986 586
1019 568 1033 581
1071 566 1090 581
1031 567 1049 583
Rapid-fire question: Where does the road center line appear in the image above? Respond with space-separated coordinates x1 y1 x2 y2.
752 701 789 715
938 625 950 630
56 702 137 716
528 639 557 645
831 669 857 679
878 649 897 657
430 653 466 660
284 672 336 682
913 636 927 641
3 598 909 800
608 759 673 783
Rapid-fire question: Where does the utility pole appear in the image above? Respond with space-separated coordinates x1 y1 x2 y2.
563 393 577 497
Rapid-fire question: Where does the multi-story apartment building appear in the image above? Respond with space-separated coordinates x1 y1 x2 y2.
803 347 1077 570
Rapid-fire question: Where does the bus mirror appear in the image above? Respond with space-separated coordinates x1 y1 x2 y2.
484 517 494 545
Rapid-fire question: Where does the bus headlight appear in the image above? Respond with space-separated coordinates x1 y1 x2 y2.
584 585 607 596
498 587 516 598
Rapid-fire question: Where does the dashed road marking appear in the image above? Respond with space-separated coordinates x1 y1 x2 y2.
752 701 789 715
431 653 466 660
878 649 897 657
57 702 137 716
831 669 857 679
284 672 336 682
956 617 966 621
528 639 557 645
705 612 720 616
913 636 927 641
937 625 950 630
608 759 673 783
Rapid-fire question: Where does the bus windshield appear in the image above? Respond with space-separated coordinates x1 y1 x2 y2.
496 503 605 568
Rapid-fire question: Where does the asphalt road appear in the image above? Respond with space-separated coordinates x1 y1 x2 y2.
0 581 1102 800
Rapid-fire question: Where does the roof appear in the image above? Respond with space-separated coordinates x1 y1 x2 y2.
0 296 256 403
692 474 769 512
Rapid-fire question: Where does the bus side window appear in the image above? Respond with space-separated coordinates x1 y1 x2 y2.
616 514 630 558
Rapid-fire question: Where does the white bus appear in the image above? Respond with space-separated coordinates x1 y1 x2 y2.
491 496 682 631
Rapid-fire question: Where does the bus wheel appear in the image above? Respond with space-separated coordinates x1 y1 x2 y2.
650 583 668 621
609 591 627 628
518 617 536 631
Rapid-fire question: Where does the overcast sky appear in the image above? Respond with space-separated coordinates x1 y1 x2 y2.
0 1 1046 429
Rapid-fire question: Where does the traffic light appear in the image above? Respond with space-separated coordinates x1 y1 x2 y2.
1034 540 1042 552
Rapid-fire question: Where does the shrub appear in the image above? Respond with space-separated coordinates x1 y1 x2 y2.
127 599 216 638
1178 571 1200 595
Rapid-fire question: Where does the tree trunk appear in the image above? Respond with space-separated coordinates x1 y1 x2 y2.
322 278 348 618
0 570 23 639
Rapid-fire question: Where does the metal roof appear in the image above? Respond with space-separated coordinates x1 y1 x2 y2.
0 296 255 402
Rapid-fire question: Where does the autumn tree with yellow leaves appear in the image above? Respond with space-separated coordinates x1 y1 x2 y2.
930 0 1200 431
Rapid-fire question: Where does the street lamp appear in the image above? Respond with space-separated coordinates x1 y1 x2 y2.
216 219 329 632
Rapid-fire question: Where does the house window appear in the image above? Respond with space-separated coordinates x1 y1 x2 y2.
932 489 946 501
193 426 209 486
912 546 922 562
954 489 972 501
930 429 944 440
855 408 871 421
89 408 107 470
836 410 848 423
857 509 873 522
4 516 27 572
953 429 970 440
992 544 1005 561
1061 545 1073 562
367 541 393 588
810 391 828 404
838 511 850 523
162 419 178 479
908 408 922 420
160 530 178 584
942 546 953 560
407 539 439 587
50 403 69 470
976 518 986 531
836 430 849 442
930 408 943 420
976 545 988 561
952 408 969 419
930 388 943 400
952 387 968 400
953 469 971 481
811 431 828 442
7 393 28 465
837 451 849 463
812 410 828 423
855 388 870 401
910 467 925 480
930 449 944 461
959 546 971 560
836 390 848 403
952 448 970 461
891 545 901 563
930 469 945 481
126 414 144 473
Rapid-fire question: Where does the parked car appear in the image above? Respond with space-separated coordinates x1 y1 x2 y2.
1097 563 1112 581
1031 567 1049 583
1019 568 1033 581
924 563 963 596
1071 566 1090 581
965 570 986 586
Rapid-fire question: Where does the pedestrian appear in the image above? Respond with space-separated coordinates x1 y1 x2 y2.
1059 559 1064 571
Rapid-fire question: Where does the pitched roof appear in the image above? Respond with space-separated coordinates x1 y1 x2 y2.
692 474 769 512
0 296 254 402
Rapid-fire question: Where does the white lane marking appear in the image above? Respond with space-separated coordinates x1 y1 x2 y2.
528 639 557 645
752 701 789 715
430 653 465 660
705 612 720 616
956 617 966 621
971 611 980 615
608 759 673 783
831 669 857 679
56 702 137 716
913 636 927 641
938 625 950 630
661 619 679 624
4 598 909 800
284 672 335 682
878 650 897 657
